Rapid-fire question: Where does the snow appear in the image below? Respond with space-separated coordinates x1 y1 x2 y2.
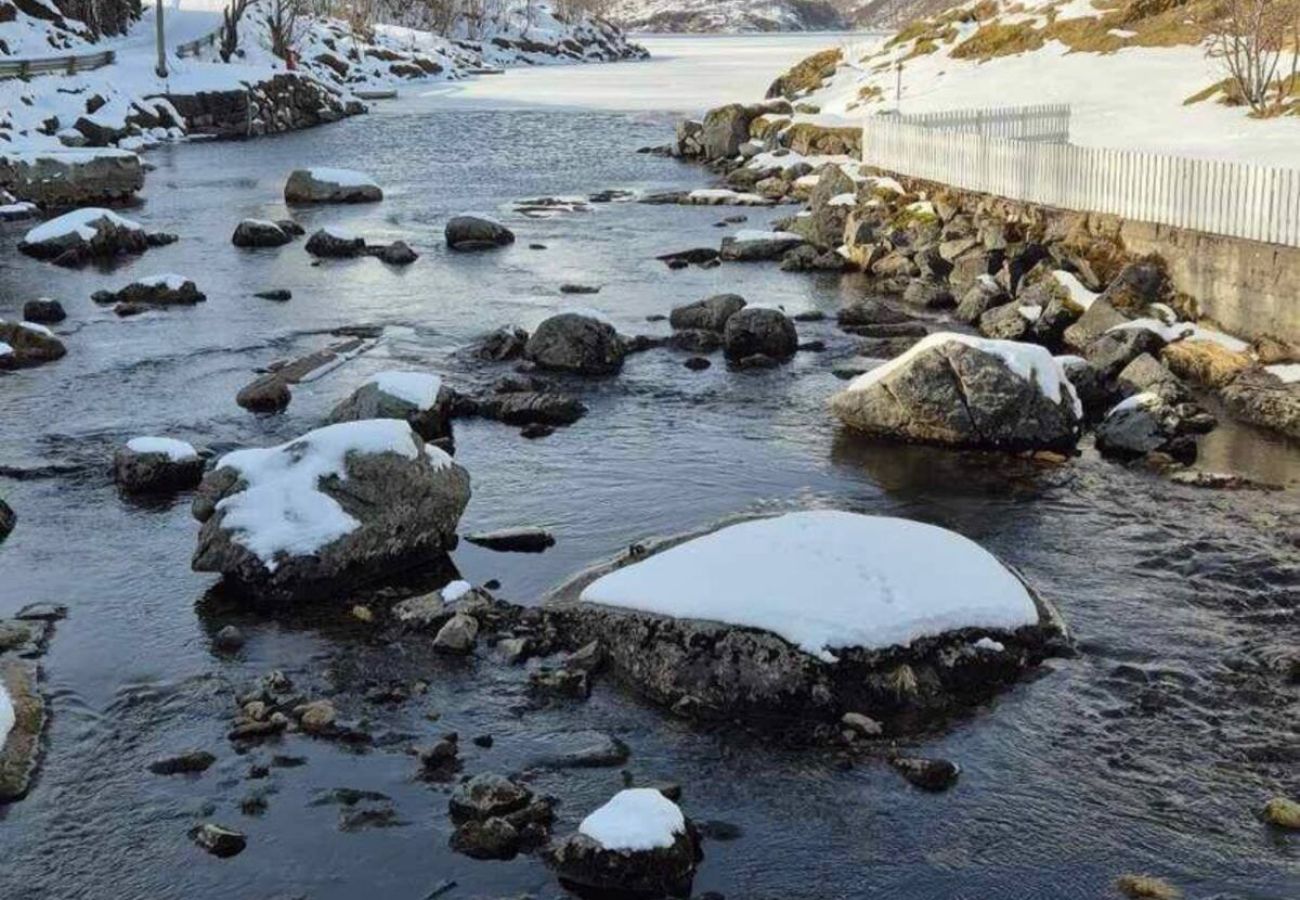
213 420 431 571
973 637 1006 653
1018 305 1042 322
578 789 686 852
306 168 379 189
828 192 857 207
442 580 473 602
580 510 1041 662
866 176 905 195
847 332 1082 418
321 225 359 241
127 436 199 462
370 371 443 410
1186 326 1251 353
0 342 12 358
1107 318 1196 344
136 274 191 290
1109 391 1160 415
15 321 53 337
1266 364 1300 385
731 229 802 242
687 188 770 205
0 681 14 750
1049 271 1098 310
23 208 142 245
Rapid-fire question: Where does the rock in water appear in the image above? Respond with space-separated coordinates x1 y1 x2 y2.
91 274 206 308
284 168 383 204
1263 797 1300 830
328 371 451 442
525 313 624 375
236 376 292 413
0 498 14 544
829 333 1083 451
549 789 701 897
0 660 45 800
1095 393 1196 462
544 510 1067 732
890 757 960 791
305 228 367 258
114 437 205 494
669 294 746 332
445 215 515 251
189 823 246 858
148 750 216 775
719 230 805 262
0 321 66 371
231 219 294 248
21 299 65 324
465 527 555 553
723 307 798 361
16 207 153 266
432 613 479 654
449 773 533 820
190 420 470 599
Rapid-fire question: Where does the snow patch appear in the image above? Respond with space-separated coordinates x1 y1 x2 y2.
1265 364 1300 384
0 681 13 750
0 342 12 358
127 436 199 462
442 580 473 602
306 167 380 188
1049 270 1098 310
370 371 443 410
136 274 191 290
973 637 1006 653
579 789 686 852
23 208 142 245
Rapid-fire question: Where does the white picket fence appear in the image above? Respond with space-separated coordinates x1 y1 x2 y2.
893 103 1070 144
862 108 1300 249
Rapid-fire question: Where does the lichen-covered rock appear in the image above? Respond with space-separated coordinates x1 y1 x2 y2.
669 294 745 333
723 307 797 362
1220 369 1300 440
525 313 624 376
191 420 470 599
445 215 514 251
0 321 66 370
474 325 530 361
284 168 382 203
830 334 1083 451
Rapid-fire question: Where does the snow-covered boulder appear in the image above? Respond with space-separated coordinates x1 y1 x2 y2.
669 293 745 332
284 168 383 204
17 208 169 267
114 437 205 494
0 321 66 370
191 420 470 598
445 215 515 251
545 511 1068 732
92 274 206 308
723 307 797 362
719 229 806 262
830 333 1083 451
232 219 295 248
0 659 44 801
525 312 624 376
328 371 452 442
305 227 366 258
549 789 701 897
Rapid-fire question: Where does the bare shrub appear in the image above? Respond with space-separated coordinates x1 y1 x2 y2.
1207 0 1300 116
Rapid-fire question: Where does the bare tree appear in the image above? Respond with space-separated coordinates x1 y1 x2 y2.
219 0 251 61
266 0 305 60
1207 0 1300 116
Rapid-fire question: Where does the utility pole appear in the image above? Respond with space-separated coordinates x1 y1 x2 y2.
155 1 168 78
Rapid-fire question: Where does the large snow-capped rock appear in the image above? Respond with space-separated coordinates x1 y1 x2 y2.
191 420 470 598
0 320 66 371
611 0 846 33
549 789 701 896
830 333 1083 450
546 511 1068 732
16 208 167 266
328 371 452 442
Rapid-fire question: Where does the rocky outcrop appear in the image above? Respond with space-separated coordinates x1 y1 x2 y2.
283 168 382 204
0 149 143 206
525 313 624 375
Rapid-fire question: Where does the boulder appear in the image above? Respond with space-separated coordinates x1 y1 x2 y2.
806 164 855 249
955 278 1007 324
476 392 586 427
305 228 366 258
0 660 44 801
1057 355 1108 422
449 773 533 821
475 325 529 361
1220 369 1300 440
902 279 955 311
189 823 246 858
21 299 65 324
0 321 66 370
432 613 479 654
1095 393 1196 461
525 313 624 376
236 376 291 413
1116 354 1190 405
837 300 913 330
978 303 1032 342
232 219 294 248
669 294 745 333
191 420 470 599
371 240 418 265
701 103 754 159
830 333 1083 451
466 527 555 553
17 207 155 266
328 371 451 442
723 308 797 361
0 498 13 544
92 275 206 307
283 168 383 203
1084 326 1166 381
1063 297 1130 351
719 230 805 262
451 817 520 860
549 789 701 897
114 437 205 494
1097 258 1171 315
1161 340 1252 388
445 216 514 251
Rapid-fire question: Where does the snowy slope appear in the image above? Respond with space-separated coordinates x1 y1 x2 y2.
777 0 1300 167
611 0 847 33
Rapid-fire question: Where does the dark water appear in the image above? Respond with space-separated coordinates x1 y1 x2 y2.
2 92 1299 900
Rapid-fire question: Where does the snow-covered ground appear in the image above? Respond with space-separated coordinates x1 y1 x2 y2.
579 510 1041 661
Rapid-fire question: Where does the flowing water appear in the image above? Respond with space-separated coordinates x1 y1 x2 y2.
1 35 1299 900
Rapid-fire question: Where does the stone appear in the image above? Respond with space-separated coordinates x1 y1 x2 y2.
978 303 1032 342
0 321 66 370
433 613 479 654
451 817 520 859
305 228 366 258
284 168 382 203
720 232 806 262
701 103 755 159
548 816 700 897
328 376 451 442
1063 298 1130 351
1085 327 1166 381
21 299 65 323
955 278 1007 324
475 325 529 361
1220 369 1300 440
231 219 293 248
837 299 913 329
841 712 883 737
1098 258 1171 315
830 335 1082 451
0 660 44 801
189 823 247 858
235 376 291 413
1263 797 1300 830
1095 394 1196 462
1161 340 1252 388
723 307 798 361
685 356 711 371
890 756 960 791
525 313 624 376
297 699 337 735
902 279 955 311
0 500 16 544
113 441 205 494
669 294 746 332
1115 874 1181 900
371 240 418 265
148 750 216 775
465 527 555 553
213 625 245 652
445 215 514 251
1116 354 1190 404
92 276 205 308
449 773 533 820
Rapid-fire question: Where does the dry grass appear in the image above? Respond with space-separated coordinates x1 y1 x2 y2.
766 47 842 100
952 21 1047 59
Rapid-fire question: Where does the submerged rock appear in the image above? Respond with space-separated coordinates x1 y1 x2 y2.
114 437 205 494
92 274 206 308
445 215 515 251
191 420 470 599
830 333 1083 451
544 511 1067 734
525 312 624 376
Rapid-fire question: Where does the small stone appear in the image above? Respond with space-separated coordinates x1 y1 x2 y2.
472 734 494 748
432 613 479 653
148 750 216 775
450 816 520 859
213 625 245 652
841 712 883 737
351 605 373 622
684 356 711 371
22 298 66 323
1263 797 1300 829
297 699 337 735
1116 874 1180 899
189 823 246 858
890 756 960 791
449 773 533 820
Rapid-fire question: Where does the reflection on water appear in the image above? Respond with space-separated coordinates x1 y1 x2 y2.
1 51 1299 900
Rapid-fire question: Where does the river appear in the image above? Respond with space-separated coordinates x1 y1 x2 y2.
1 34 1298 900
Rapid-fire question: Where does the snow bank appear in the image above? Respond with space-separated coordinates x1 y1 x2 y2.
23 208 142 245
580 510 1040 662
1049 271 1097 310
127 436 199 462
579 789 686 852
214 420 437 571
370 371 443 410
846 333 1082 417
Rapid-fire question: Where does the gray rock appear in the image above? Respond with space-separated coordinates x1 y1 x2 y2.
305 228 366 258
445 215 514 251
0 660 45 801
701 103 754 159
0 499 15 544
21 299 65 323
548 821 701 897
891 756 960 791
667 329 723 353
17 208 153 266
1220 369 1300 440
113 443 205 494
837 300 913 329
955 279 1007 324
284 169 382 203
92 277 206 308
476 391 586 426
1085 327 1166 381
232 219 293 248
525 313 624 376
719 232 805 262
236 375 291 413
1116 353 1191 404
830 336 1082 450
432 613 479 653
669 294 746 332
0 322 66 370
902 278 954 311
1095 393 1195 461
328 377 451 442
806 163 855 249
1063 297 1130 351
371 240 418 265
189 823 246 858
451 817 520 860
449 773 533 821
149 750 216 775
978 303 1033 342
391 593 452 631
465 527 555 553
475 325 529 361
723 307 797 361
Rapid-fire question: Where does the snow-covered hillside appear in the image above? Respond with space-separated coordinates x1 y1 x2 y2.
771 0 1300 167
610 0 847 33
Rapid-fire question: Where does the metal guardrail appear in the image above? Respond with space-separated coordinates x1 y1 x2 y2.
0 50 116 79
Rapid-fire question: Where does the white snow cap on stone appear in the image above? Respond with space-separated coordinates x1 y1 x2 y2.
441 579 473 602
136 274 192 290
0 342 13 357
127 436 199 461
1049 270 1098 309
845 332 1082 417
23 207 142 244
0 681 13 749
1108 391 1161 415
580 511 1040 663
307 167 379 188
214 419 445 572
579 789 686 852
731 229 801 242
1266 363 1300 384
16 321 53 337
370 371 443 410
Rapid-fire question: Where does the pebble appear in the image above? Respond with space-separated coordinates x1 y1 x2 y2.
213 625 246 652
1263 796 1300 829
189 823 247 858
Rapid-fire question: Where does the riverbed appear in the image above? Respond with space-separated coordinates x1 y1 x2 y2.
1 34 1299 900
